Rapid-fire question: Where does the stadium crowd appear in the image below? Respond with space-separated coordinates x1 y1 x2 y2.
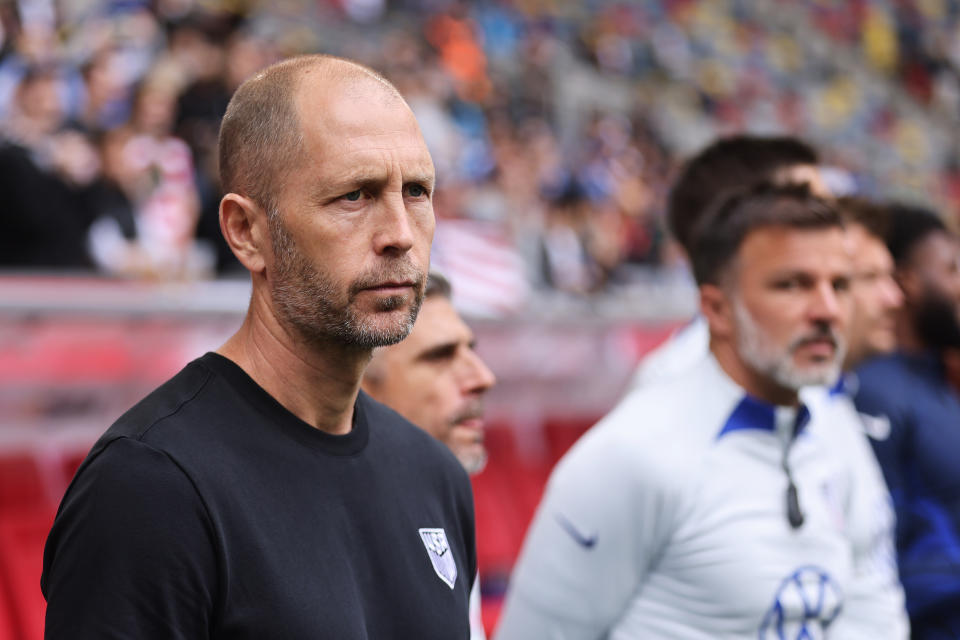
2 0 960 299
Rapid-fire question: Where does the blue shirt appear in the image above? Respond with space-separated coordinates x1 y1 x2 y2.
854 351 960 638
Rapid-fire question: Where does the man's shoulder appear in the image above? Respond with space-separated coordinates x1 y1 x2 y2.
614 358 732 440
858 354 916 389
629 316 709 390
853 354 922 415
100 356 216 445
560 364 728 485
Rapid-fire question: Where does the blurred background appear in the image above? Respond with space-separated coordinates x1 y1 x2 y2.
2 0 960 637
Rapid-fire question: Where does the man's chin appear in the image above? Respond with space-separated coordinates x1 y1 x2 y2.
776 360 842 390
454 446 488 475
351 310 418 347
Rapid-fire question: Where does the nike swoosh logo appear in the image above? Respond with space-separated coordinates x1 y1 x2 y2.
555 513 597 548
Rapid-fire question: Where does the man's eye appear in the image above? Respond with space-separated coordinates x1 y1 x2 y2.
342 190 362 202
406 184 427 198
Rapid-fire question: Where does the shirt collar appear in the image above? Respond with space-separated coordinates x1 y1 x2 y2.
700 353 812 440
717 392 811 439
828 371 859 398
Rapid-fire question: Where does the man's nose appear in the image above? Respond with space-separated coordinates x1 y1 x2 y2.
461 349 496 395
810 281 844 325
373 193 415 255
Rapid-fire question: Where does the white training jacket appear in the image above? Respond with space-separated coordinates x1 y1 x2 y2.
626 315 709 392
496 354 907 640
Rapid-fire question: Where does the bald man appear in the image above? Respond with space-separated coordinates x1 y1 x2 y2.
42 55 478 639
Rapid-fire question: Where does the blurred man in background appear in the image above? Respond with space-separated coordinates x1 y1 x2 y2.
629 134 827 389
363 270 496 475
853 205 960 639
497 183 907 639
835 197 905 372
362 269 495 640
799 196 907 636
0 65 99 269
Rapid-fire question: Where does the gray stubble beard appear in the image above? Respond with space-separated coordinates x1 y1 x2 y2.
268 213 425 350
732 297 846 391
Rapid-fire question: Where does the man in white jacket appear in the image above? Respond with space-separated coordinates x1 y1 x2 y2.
496 183 908 639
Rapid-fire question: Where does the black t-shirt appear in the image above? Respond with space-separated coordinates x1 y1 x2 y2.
42 353 477 639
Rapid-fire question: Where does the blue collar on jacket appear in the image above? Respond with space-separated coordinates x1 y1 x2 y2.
717 394 811 439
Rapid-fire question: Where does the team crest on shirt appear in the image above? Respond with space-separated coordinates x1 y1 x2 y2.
759 566 842 639
419 528 457 589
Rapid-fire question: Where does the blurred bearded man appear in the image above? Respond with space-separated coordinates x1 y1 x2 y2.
497 183 907 640
42 55 478 639
853 204 960 639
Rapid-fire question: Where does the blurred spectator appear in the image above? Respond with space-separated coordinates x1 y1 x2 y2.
86 75 210 279
174 27 276 274
78 48 131 132
539 182 601 295
0 65 98 269
0 0 958 297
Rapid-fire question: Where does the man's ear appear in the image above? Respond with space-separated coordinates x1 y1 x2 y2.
700 283 734 340
220 193 269 274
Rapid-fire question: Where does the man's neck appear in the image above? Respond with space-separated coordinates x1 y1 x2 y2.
218 290 371 435
710 339 800 407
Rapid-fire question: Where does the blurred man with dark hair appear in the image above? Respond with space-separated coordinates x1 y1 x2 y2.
0 65 99 269
630 134 828 388
667 135 823 255
853 204 960 639
497 183 906 639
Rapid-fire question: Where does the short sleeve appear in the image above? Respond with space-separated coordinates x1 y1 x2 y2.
42 437 218 639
